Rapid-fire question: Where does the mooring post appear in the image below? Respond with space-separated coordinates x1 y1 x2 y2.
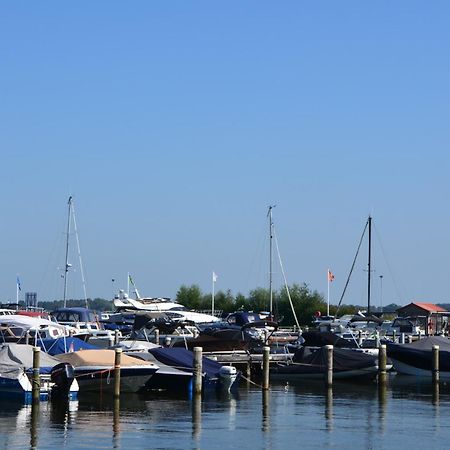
114 347 122 398
262 346 270 390
193 347 203 395
325 345 333 387
32 347 41 403
378 344 387 385
393 330 396 343
114 329 120 345
154 329 159 345
432 345 440 383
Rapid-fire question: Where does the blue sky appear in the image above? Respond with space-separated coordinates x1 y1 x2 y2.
1 2 449 308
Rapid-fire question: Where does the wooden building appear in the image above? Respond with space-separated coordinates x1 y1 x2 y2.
396 302 447 335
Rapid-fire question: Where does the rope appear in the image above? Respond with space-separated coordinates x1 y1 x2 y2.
74 368 112 379
240 373 263 388
336 218 368 315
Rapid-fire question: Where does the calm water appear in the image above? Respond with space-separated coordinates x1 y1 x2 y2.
1 376 450 449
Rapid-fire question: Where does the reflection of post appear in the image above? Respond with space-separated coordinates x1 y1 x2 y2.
262 389 270 432
433 380 440 406
30 401 39 449
325 387 333 431
192 393 202 441
377 380 387 434
113 397 120 439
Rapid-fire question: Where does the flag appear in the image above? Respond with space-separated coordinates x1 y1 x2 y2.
16 276 21 291
128 274 135 286
327 270 335 282
212 272 218 283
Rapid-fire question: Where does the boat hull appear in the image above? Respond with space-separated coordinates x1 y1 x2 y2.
74 366 158 393
390 358 450 379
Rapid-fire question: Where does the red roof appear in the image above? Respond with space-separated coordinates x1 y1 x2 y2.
408 302 447 313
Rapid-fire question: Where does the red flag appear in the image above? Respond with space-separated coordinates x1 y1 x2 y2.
328 270 335 282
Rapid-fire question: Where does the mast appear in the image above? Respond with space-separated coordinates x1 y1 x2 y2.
367 215 372 315
267 205 275 318
63 196 73 308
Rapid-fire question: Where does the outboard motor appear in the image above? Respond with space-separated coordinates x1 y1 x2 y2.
218 365 238 392
50 362 75 399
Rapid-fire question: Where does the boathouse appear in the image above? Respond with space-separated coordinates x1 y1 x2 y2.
396 302 447 335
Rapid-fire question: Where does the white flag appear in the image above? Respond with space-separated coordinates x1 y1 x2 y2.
212 271 218 283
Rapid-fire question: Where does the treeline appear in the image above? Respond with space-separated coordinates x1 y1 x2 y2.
176 283 358 326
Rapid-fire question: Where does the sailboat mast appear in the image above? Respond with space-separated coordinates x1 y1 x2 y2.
367 215 372 315
268 205 275 318
63 196 72 308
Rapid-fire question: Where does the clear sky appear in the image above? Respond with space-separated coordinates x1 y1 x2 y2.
1 2 449 308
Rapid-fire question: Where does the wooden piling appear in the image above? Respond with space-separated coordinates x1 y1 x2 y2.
262 346 270 390
193 347 203 395
325 345 333 387
154 329 159 345
114 329 120 345
114 347 122 398
32 347 40 403
378 344 387 384
432 345 439 383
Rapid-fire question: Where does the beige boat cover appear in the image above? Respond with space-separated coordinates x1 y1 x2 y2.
55 349 157 368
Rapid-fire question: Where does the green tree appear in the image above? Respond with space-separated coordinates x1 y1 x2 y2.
247 287 270 312
176 285 203 310
277 283 327 326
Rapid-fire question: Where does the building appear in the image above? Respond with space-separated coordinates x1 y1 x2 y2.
396 302 447 335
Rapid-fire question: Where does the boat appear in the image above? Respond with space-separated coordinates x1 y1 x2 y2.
51 307 118 346
113 289 220 324
0 343 79 402
0 314 72 344
54 349 159 393
146 347 239 393
113 289 182 312
386 335 450 377
270 345 389 380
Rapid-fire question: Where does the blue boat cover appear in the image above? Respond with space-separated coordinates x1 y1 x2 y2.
149 347 223 378
37 337 99 356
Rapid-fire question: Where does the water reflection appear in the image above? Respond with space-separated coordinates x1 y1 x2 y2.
325 387 333 431
30 402 39 450
192 393 202 443
113 397 120 448
262 389 270 433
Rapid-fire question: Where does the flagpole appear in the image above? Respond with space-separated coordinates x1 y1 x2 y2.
327 269 330 317
212 272 215 317
127 272 130 296
16 276 19 305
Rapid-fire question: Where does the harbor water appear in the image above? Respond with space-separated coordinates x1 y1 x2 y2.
1 376 450 449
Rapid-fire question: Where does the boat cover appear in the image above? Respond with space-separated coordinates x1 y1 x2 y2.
386 336 450 371
55 349 158 367
37 337 99 356
292 346 378 372
0 343 62 377
149 347 223 377
301 331 359 348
